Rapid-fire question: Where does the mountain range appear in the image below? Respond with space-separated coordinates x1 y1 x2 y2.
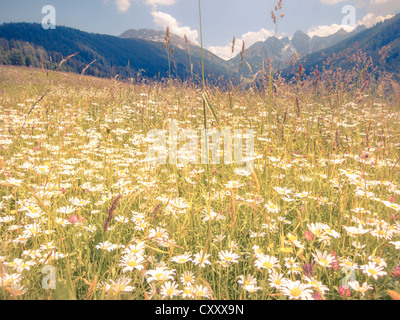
0 13 399 83
287 13 400 79
229 25 368 76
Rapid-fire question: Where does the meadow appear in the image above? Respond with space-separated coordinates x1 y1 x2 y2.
0 60 400 300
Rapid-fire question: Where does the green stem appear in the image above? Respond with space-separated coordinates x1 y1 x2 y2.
198 0 205 91
378 252 400 292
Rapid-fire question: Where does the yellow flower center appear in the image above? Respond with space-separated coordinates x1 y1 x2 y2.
290 288 302 298
128 261 137 268
155 273 165 281
319 259 328 266
263 261 273 269
197 290 205 296
368 268 377 275
116 285 125 292
166 288 174 295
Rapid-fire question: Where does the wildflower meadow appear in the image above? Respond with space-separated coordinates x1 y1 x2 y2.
1 57 400 301
0 0 400 302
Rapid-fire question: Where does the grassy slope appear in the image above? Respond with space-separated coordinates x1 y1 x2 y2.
0 23 236 84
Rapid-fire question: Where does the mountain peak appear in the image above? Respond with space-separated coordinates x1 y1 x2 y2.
120 28 197 49
291 30 311 56
292 30 310 39
333 28 348 35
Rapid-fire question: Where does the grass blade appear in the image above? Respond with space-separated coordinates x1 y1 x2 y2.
203 92 219 127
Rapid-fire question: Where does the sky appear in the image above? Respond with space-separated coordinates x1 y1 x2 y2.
0 0 398 60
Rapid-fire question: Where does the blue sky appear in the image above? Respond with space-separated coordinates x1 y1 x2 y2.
0 0 398 59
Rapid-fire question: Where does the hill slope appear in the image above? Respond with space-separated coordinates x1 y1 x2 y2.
285 14 400 79
0 22 234 82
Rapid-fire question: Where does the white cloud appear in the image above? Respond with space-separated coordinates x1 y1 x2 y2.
113 0 178 13
307 23 355 38
145 0 178 5
307 12 394 38
115 0 131 13
208 28 274 61
112 0 195 43
151 10 198 44
357 12 394 27
370 0 390 4
207 45 235 61
319 0 347 4
241 29 275 48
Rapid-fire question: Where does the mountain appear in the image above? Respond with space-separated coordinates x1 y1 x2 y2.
310 25 367 53
229 36 289 75
291 30 311 57
230 24 367 77
285 13 400 78
119 28 235 83
120 28 196 50
0 22 234 83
